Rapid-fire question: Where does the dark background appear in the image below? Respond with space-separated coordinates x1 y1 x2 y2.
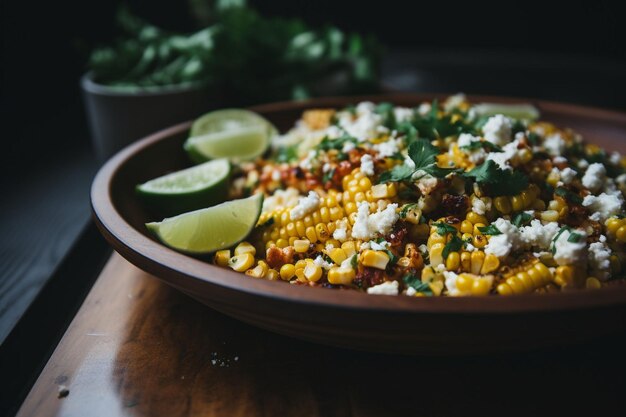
2 0 625 168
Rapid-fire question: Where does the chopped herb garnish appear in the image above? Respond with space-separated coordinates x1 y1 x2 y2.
402 274 433 296
276 145 298 163
554 186 583 204
400 203 419 219
433 222 457 236
527 132 540 146
443 235 464 260
379 139 457 183
384 249 398 266
322 167 335 184
567 232 583 243
375 102 396 129
462 160 528 196
322 253 334 264
350 254 358 269
316 134 357 152
512 212 533 228
550 226 572 255
478 224 502 235
460 141 503 153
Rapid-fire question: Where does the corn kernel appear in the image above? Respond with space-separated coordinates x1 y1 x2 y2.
234 242 256 256
585 277 602 289
215 250 231 267
493 196 512 214
361 250 390 270
245 261 269 278
266 269 279 281
446 251 461 270
429 243 445 267
228 253 255 272
329 248 347 264
294 239 310 253
341 241 357 257
460 220 474 234
280 264 296 281
327 267 355 285
470 251 485 275
276 238 289 248
480 253 500 274
304 263 323 282
466 211 488 225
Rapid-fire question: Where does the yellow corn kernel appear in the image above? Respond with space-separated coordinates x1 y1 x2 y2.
497 283 514 295
245 260 269 279
473 223 486 235
265 269 279 281
540 210 560 222
470 251 485 275
303 215 314 227
304 263 323 282
472 234 487 248
401 205 422 224
312 211 322 225
606 217 623 234
534 262 552 280
456 274 473 293
326 239 340 249
427 232 447 249
294 239 310 253
329 248 347 264
480 253 499 274
516 271 533 291
234 241 256 256
554 265 575 288
361 250 390 270
518 148 532 164
460 251 471 271
429 243 445 267
471 276 492 295
519 189 533 208
265 240 276 250
295 267 306 281
359 177 372 190
526 267 545 287
493 196 512 214
315 223 330 242
295 259 307 270
546 170 560 186
341 241 357 257
586 277 602 289
228 253 255 272
305 226 317 243
510 195 525 212
270 229 280 241
280 211 289 226
327 267 356 285
460 220 474 234
617 226 626 242
326 195 337 208
280 264 296 281
466 211 488 225
446 251 461 270
215 250 231 267
276 238 289 248
286 222 298 237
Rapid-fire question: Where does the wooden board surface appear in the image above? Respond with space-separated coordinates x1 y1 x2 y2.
17 253 626 417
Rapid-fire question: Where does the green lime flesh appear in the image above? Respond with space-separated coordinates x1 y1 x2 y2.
136 159 230 217
473 103 540 121
146 193 263 254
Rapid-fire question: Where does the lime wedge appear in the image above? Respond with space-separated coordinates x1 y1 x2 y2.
473 103 540 121
146 193 264 254
137 159 230 216
184 109 277 163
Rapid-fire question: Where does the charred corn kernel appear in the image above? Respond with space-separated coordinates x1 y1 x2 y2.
279 264 295 281
315 223 330 241
361 250 390 270
427 232 447 249
276 238 288 248
215 250 231 267
429 243 445 266
473 223 486 235
245 261 268 278
327 267 355 285
470 251 485 275
493 196 512 214
480 253 500 274
415 223 430 238
397 257 411 268
586 277 602 289
460 251 471 271
401 205 422 224
554 265 575 288
472 234 487 248
540 210 559 222
293 239 310 253
329 248 347 264
235 242 256 256
446 251 461 270
510 195 525 212
341 241 357 257
303 263 323 282
460 220 474 234
228 253 255 272
466 211 488 225
617 226 626 242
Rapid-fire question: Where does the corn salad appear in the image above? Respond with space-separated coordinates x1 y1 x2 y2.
219 95 626 296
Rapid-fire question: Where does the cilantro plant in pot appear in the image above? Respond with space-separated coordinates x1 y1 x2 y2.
82 4 381 161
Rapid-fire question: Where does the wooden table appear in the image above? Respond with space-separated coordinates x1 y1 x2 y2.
14 252 626 417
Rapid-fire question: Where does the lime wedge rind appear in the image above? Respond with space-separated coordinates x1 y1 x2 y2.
146 193 263 254
474 103 540 121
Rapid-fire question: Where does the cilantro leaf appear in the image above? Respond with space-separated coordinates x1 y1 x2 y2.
478 224 502 235
400 203 419 219
460 141 503 153
375 102 396 129
276 145 298 163
512 212 533 228
408 139 439 168
550 226 572 255
378 164 416 183
322 167 335 184
567 232 583 243
554 187 583 205
433 222 458 236
443 235 464 260
316 134 357 151
402 274 433 296
350 254 358 269
462 160 528 196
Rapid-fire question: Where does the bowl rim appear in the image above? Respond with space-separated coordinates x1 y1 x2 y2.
91 92 626 315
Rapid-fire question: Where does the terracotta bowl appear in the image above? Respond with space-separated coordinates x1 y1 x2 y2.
91 93 626 354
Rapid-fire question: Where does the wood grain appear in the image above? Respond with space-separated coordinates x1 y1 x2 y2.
16 253 626 417
91 94 626 353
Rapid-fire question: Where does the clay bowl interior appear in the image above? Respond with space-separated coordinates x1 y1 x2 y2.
92 94 626 354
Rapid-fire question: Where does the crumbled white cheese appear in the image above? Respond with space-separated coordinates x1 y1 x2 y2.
313 255 334 270
582 163 607 193
367 280 399 295
413 171 439 194
482 114 512 146
543 133 566 156
471 198 491 216
457 133 481 148
578 159 589 169
484 218 522 259
351 202 399 240
360 154 375 176
519 219 560 250
443 271 460 296
405 287 417 296
333 219 350 242
373 138 400 158
271 169 281 182
289 191 321 220
393 107 414 123
339 103 384 142
341 254 356 269
610 151 622 165
262 187 300 213
417 103 431 115
559 167 577 184
588 238 611 280
444 93 466 110
356 101 375 114
552 228 587 266
369 240 390 250
616 173 626 188
342 141 356 153
582 193 623 222
465 243 477 252
324 125 343 139
486 138 521 170
553 156 568 164
299 150 318 171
